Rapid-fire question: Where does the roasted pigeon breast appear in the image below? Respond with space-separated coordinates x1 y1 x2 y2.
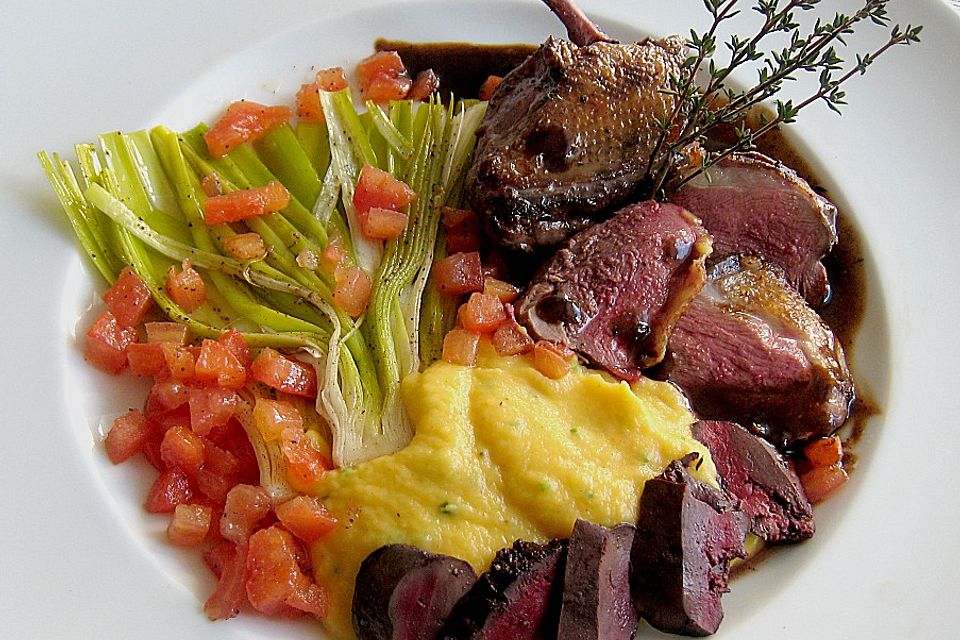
465 35 685 252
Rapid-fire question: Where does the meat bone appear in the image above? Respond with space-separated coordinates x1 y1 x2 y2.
540 0 613 45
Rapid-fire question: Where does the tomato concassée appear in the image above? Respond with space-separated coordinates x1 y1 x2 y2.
96 259 334 619
90 46 849 633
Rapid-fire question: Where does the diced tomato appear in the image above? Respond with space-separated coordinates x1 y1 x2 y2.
160 425 205 476
141 439 165 471
800 464 849 503
204 101 292 158
295 66 348 122
201 173 223 197
316 67 349 92
492 319 534 356
280 428 331 491
440 206 473 229
205 439 240 477
319 241 347 273
352 164 416 215
246 526 328 617
360 206 409 240
283 581 328 619
188 387 240 437
196 468 231 505
195 339 247 389
144 468 194 514
296 249 319 270
203 541 249 620
253 398 304 442
408 68 440 101
433 251 483 296
203 539 235 579
315 68 348 94
149 379 190 412
166 260 206 313
85 311 137 374
483 277 520 303
356 51 412 104
223 232 267 261
295 81 324 122
479 75 503 101
441 206 483 254
160 342 196 381
218 328 252 368
145 321 190 345
167 503 213 546
126 342 167 377
220 484 271 544
204 181 291 225
103 267 153 328
213 421 261 485
250 348 318 398
441 329 481 366
104 408 151 464
458 292 507 334
803 436 844 468
197 440 242 504
275 496 338 544
533 340 574 380
332 265 372 318
445 227 482 255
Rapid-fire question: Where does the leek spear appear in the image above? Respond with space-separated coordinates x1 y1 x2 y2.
39 88 486 469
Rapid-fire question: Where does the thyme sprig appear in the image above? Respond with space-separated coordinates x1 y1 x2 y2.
647 0 922 195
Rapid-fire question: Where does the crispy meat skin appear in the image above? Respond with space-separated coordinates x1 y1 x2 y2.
660 257 855 448
517 201 710 379
438 540 566 640
466 36 685 252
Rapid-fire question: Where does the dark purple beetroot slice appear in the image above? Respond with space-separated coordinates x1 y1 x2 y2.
692 420 814 543
557 520 637 640
439 539 566 640
631 463 749 636
353 544 478 640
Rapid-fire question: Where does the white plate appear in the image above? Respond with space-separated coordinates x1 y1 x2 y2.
1 1 958 638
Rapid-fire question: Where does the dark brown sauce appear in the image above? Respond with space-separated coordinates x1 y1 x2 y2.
375 40 538 100
387 41 877 452
749 128 878 455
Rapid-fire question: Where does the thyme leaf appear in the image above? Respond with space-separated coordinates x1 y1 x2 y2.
647 0 922 195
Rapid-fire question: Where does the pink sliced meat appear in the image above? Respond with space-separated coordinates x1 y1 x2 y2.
669 151 837 305
517 200 711 379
